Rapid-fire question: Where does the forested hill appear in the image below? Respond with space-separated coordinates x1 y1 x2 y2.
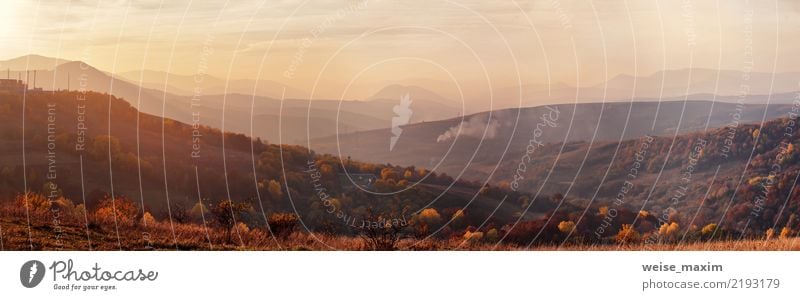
0 90 532 233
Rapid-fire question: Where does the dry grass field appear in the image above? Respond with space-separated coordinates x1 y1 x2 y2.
539 239 800 251
3 217 798 251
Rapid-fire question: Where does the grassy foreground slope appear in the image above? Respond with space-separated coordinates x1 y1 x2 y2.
3 217 798 250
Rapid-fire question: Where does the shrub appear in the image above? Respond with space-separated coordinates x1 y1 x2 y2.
235 222 250 234
667 222 680 237
94 196 138 227
598 206 609 217
450 209 466 229
765 228 775 239
557 220 575 233
780 227 791 239
616 224 639 244
413 208 442 237
189 201 208 221
463 230 484 244
267 179 283 200
380 168 399 181
701 223 717 237
485 228 499 242
419 208 442 224
11 193 88 225
75 204 87 219
658 222 680 242
141 212 157 226
268 212 299 238
15 192 51 217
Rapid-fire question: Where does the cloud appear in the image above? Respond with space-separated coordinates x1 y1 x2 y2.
436 114 500 143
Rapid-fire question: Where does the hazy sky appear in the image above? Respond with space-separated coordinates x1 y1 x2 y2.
2 0 799 99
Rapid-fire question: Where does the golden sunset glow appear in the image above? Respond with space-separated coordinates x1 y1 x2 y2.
1 0 799 101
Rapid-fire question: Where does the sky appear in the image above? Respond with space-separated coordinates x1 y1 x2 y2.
1 0 799 99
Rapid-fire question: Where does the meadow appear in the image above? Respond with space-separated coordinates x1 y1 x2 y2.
2 210 797 251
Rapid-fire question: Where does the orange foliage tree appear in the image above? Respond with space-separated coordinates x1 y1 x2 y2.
94 195 139 227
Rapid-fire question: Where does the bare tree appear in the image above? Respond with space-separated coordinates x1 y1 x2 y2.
171 202 190 224
211 200 252 244
358 208 409 250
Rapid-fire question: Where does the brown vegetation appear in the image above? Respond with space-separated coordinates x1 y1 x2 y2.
2 91 799 251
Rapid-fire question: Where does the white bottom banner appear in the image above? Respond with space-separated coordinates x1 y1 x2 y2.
0 251 796 299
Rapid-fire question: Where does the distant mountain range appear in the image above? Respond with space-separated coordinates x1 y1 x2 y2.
485 69 800 109
116 69 307 100
2 54 799 147
0 54 69 71
0 55 462 144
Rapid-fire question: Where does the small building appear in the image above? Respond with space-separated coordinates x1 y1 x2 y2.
0 79 27 93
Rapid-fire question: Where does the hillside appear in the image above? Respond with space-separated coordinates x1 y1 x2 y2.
312 100 800 245
0 90 798 249
0 90 536 249
311 100 794 179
